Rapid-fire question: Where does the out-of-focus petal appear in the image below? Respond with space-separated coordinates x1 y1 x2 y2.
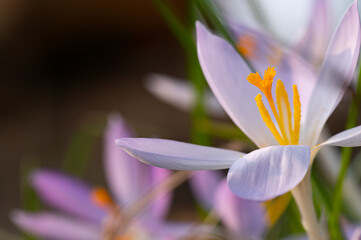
196 21 277 148
302 1 361 146
145 74 226 117
215 0 312 45
105 115 173 221
189 170 223 209
30 170 106 222
351 228 361 240
228 145 310 201
215 180 266 239
214 0 262 32
104 113 153 205
11 211 101 240
318 125 361 148
256 0 313 44
146 166 172 221
116 138 243 170
294 0 330 66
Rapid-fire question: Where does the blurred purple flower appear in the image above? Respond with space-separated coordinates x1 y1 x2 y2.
11 114 198 240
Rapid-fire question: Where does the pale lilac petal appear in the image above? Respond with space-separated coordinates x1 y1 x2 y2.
215 0 312 44
228 145 310 201
11 211 101 240
294 0 330 65
145 74 226 117
104 113 152 205
215 180 266 238
303 2 361 146
105 115 173 220
116 138 243 170
30 170 106 222
214 0 262 31
196 21 277 148
351 228 361 240
189 170 223 209
319 125 361 147
146 166 172 221
256 0 313 44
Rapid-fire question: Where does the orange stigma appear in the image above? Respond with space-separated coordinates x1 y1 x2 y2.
91 187 114 209
237 34 257 58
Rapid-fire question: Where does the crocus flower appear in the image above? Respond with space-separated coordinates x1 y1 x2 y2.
116 2 361 239
12 114 203 240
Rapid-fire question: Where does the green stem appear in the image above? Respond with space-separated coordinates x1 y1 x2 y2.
329 68 361 240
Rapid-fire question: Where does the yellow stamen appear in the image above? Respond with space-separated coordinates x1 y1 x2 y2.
275 80 292 143
91 187 114 209
237 34 257 58
292 85 301 145
255 94 286 145
247 67 301 145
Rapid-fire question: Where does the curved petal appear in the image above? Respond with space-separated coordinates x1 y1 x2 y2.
104 113 150 205
228 145 310 201
146 166 172 221
145 74 226 117
294 0 330 66
11 211 101 240
215 179 266 238
216 0 312 45
256 0 313 44
30 170 106 222
318 125 361 148
351 228 361 240
116 138 243 170
105 115 173 221
303 2 361 146
196 22 277 148
189 170 224 209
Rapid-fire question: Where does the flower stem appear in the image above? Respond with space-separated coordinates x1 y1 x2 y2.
291 171 328 240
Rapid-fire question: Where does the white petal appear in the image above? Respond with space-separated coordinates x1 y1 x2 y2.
196 22 277 147
302 2 361 146
318 125 361 147
228 145 310 201
116 138 243 170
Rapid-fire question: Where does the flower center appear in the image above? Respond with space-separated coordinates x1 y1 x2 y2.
247 67 301 145
237 34 257 58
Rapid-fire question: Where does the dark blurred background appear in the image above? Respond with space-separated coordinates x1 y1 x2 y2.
0 0 196 232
